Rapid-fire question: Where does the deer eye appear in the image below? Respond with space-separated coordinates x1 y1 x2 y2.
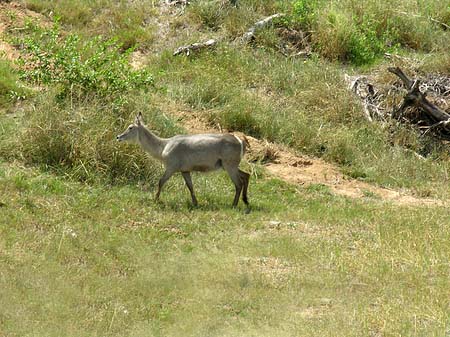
128 126 133 130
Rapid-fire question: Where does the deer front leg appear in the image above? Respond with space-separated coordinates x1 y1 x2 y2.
155 169 174 201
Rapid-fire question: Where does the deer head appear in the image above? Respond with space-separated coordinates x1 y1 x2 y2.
116 112 144 143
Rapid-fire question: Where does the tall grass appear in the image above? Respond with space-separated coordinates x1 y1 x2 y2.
17 91 183 184
286 0 450 65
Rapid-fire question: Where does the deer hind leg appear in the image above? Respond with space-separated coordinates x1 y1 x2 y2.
239 169 250 206
155 169 175 201
223 164 243 207
181 172 198 206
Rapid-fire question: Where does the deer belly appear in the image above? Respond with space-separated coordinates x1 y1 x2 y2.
187 159 223 172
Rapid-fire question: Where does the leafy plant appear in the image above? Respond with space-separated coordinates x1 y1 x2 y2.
16 22 153 105
291 0 321 28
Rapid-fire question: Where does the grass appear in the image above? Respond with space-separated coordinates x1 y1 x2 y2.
1 161 450 336
0 59 28 110
148 46 450 198
1 0 450 336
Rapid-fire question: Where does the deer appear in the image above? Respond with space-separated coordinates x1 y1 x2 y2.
116 113 250 209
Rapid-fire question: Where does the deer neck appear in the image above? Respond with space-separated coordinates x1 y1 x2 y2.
138 126 166 160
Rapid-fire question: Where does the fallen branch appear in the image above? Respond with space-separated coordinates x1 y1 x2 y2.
388 67 450 136
172 13 285 55
173 39 217 56
388 67 450 122
387 67 414 90
422 119 450 137
241 13 284 43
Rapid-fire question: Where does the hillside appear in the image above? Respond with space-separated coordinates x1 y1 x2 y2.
1 1 450 336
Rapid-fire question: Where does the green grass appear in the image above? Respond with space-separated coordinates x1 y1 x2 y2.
0 59 28 110
1 161 450 336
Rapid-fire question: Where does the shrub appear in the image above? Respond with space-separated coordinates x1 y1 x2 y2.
16 22 153 105
291 0 322 28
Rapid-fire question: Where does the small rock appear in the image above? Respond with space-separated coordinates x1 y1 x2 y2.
269 221 281 227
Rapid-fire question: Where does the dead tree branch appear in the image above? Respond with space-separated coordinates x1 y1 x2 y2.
173 13 285 56
387 67 414 89
345 74 386 122
388 67 450 136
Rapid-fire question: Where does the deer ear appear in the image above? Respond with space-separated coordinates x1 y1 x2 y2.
135 112 143 125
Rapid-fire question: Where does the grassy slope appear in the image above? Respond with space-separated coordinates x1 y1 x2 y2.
1 0 450 336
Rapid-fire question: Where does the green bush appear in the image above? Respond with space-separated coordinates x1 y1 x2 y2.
17 23 153 105
347 19 386 65
291 0 322 28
